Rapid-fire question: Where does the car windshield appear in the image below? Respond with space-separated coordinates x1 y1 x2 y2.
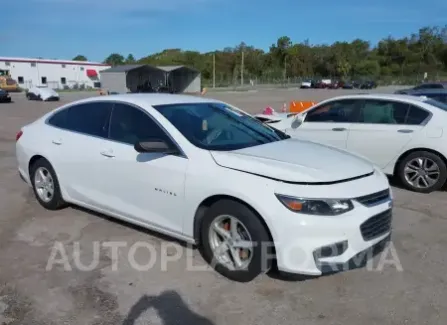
153 102 290 151
425 99 447 111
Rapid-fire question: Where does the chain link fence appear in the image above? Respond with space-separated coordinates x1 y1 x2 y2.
19 80 99 92
202 74 447 89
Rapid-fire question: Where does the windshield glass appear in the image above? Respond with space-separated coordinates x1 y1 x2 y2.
153 102 290 151
424 99 447 111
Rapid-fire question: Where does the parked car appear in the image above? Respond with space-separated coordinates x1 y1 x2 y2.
261 93 447 193
328 80 341 89
0 89 11 103
404 89 447 104
300 80 312 89
341 81 354 89
359 81 377 89
26 86 60 101
16 94 392 282
395 82 447 94
313 79 330 89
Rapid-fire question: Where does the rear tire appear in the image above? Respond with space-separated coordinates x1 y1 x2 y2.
200 199 274 282
30 158 67 210
397 150 447 193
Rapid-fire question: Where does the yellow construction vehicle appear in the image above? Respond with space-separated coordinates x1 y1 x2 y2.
0 70 19 92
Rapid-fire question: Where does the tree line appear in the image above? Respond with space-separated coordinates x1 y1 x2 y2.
73 25 447 86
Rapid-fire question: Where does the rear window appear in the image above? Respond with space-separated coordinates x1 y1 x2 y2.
48 108 69 128
424 99 447 111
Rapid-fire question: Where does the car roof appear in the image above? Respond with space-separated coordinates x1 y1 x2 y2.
66 93 222 110
320 93 430 103
407 89 447 95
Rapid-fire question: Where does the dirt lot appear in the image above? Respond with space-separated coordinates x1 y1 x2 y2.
0 88 446 325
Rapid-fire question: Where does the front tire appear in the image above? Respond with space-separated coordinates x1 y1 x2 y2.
397 151 447 193
30 158 67 210
200 199 273 282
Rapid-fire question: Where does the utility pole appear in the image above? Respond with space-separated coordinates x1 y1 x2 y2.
241 50 244 86
212 52 216 89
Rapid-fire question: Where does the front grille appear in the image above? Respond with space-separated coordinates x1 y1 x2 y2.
355 189 390 207
360 209 392 241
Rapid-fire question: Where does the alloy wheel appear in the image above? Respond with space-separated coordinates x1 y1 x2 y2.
208 215 254 271
404 157 440 189
34 167 55 202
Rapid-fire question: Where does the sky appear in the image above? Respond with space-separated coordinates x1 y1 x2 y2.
3 0 446 62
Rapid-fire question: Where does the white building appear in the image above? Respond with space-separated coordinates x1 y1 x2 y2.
0 57 111 90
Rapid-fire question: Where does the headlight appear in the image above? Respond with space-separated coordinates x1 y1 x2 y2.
275 194 354 216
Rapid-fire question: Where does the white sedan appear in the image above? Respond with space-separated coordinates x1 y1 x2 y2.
26 86 60 101
262 94 447 193
16 94 392 282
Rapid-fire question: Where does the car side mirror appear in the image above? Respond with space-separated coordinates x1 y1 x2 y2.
134 139 177 154
292 114 305 129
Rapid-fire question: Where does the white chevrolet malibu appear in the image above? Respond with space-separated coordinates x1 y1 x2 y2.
16 94 393 282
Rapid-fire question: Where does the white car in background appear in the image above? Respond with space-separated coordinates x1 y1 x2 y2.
262 94 447 193
300 80 312 89
16 94 392 282
26 86 60 101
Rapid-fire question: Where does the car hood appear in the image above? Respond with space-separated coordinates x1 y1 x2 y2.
210 138 374 183
395 88 413 94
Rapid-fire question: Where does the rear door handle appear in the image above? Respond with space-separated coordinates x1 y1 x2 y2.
100 149 115 158
332 127 346 131
52 139 62 145
398 129 413 133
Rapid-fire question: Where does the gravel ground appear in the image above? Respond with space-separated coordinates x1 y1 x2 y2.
0 87 446 325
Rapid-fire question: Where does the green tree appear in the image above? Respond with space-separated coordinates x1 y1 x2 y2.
104 53 125 66
125 54 136 64
103 25 447 85
72 55 87 61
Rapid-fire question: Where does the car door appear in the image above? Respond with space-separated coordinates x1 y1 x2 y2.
346 99 430 168
96 102 188 234
47 101 113 205
285 99 361 149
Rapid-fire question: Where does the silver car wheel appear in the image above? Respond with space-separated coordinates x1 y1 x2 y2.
404 157 440 189
34 167 55 202
208 215 254 271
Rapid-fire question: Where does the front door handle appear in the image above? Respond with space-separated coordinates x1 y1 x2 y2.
398 129 413 133
52 139 62 145
332 127 346 131
100 150 115 158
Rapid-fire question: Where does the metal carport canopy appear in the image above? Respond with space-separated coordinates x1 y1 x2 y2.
156 65 199 73
100 64 149 73
100 64 199 73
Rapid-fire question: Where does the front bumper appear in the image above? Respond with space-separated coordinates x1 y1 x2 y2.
275 199 392 275
272 198 392 275
264 169 393 276
0 96 11 102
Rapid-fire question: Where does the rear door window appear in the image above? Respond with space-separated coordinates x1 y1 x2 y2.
48 108 69 128
358 100 409 124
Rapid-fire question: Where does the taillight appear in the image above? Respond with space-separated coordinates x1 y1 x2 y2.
16 130 23 141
